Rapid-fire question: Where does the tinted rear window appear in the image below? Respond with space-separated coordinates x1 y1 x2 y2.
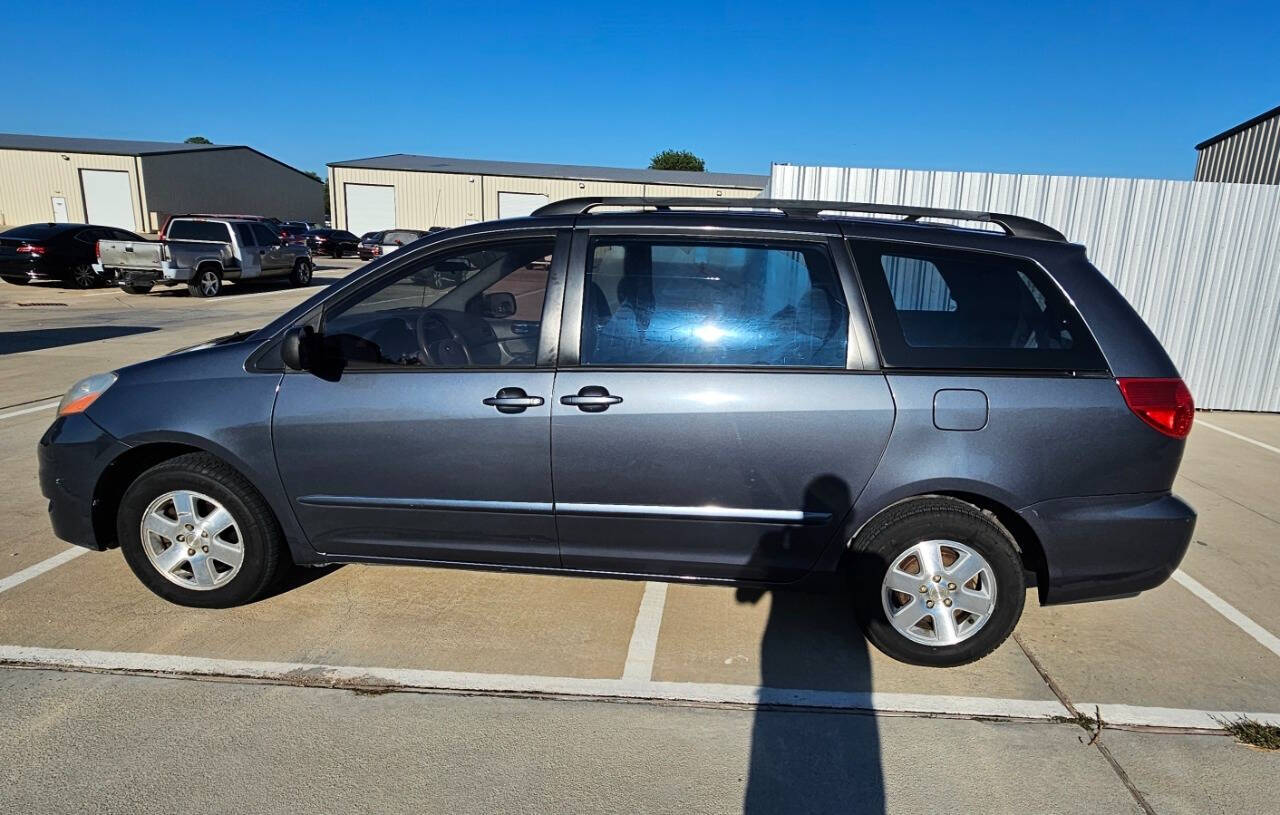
168 221 232 243
850 240 1106 372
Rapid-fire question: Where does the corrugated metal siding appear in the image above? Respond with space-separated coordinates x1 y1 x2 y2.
0 148 142 229
772 163 1280 412
329 167 766 230
1195 112 1280 184
140 148 323 227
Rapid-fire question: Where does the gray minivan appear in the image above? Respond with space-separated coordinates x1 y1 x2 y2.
38 198 1196 666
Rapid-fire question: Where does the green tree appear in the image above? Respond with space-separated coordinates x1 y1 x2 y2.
649 150 706 171
301 171 330 217
183 136 213 144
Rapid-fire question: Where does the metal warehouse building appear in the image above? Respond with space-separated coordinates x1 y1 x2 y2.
0 133 324 233
1194 104 1280 184
327 154 767 236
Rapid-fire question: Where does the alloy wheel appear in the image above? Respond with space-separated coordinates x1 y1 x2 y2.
139 490 244 590
880 539 997 646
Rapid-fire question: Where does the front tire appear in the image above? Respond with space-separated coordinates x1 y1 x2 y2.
289 257 313 287
850 496 1025 667
117 453 287 608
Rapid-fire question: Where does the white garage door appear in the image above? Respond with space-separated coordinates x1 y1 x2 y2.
80 170 136 230
498 191 549 220
345 184 396 236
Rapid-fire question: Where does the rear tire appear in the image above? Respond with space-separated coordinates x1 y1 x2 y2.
188 266 222 297
71 264 102 289
117 452 287 608
289 257 313 287
850 496 1026 667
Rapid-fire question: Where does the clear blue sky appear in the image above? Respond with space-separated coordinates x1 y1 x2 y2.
4 1 1277 180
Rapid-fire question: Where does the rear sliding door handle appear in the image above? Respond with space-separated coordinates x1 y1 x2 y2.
560 386 622 412
483 387 544 414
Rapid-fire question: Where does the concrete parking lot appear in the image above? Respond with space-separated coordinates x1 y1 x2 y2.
1 264 1277 813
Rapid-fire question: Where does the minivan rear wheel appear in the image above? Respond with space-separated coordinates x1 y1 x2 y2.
116 453 287 608
850 496 1025 667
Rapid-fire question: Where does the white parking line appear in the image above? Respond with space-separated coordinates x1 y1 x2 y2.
0 644 1070 721
0 548 87 595
1173 570 1280 659
1196 419 1280 456
621 581 668 681
1082 703 1280 730
0 400 58 422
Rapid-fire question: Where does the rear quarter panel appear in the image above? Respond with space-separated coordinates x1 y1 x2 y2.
854 373 1185 518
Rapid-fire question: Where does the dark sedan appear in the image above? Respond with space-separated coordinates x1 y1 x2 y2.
0 223 145 288
305 229 360 258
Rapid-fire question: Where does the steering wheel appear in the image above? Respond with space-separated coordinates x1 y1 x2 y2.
416 312 472 366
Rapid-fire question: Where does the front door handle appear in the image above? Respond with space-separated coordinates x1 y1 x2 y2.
483 387 544 414
560 385 622 413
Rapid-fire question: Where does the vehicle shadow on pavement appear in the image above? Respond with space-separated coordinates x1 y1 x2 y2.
0 325 159 354
735 475 885 814
257 563 344 602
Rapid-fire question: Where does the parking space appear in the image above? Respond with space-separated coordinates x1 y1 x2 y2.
2 267 1279 809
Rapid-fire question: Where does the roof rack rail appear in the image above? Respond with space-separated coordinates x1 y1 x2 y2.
530 196 1067 241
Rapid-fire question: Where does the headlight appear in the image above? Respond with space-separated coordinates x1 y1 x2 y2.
57 372 117 416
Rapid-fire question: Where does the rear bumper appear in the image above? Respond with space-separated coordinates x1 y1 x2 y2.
0 258 63 281
1019 492 1195 605
38 413 130 551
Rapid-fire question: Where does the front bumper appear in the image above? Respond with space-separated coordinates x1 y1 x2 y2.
38 413 130 550
1019 492 1196 605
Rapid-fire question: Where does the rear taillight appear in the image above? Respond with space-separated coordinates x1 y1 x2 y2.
1117 378 1194 439
17 244 45 256
371 246 381 256
95 241 101 259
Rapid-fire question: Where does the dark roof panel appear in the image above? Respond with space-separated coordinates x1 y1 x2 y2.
1195 104 1280 151
0 132 235 157
328 153 767 189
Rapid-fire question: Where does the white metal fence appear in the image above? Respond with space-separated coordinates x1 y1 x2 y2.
769 164 1280 412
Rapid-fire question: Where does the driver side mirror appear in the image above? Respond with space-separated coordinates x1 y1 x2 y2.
481 291 517 319
281 324 319 371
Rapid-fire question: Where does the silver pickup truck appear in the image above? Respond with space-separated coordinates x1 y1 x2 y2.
97 217 314 297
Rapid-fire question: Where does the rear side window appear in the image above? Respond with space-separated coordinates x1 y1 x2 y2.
168 220 232 243
849 240 1106 372
234 224 256 246
581 238 849 368
251 224 279 245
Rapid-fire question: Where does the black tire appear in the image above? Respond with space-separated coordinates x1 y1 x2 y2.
71 264 102 289
188 266 222 297
332 247 343 259
850 496 1026 667
289 257 313 287
116 452 288 608
120 282 153 295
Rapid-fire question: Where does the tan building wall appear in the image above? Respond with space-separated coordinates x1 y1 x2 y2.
0 148 145 229
329 165 765 231
140 148 323 230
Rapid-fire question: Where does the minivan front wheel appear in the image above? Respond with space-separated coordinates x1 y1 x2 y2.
851 497 1025 667
117 453 286 608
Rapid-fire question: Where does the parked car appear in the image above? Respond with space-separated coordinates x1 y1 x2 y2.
0 223 145 288
97 216 313 297
305 228 361 258
277 222 311 246
357 228 433 260
38 197 1196 667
